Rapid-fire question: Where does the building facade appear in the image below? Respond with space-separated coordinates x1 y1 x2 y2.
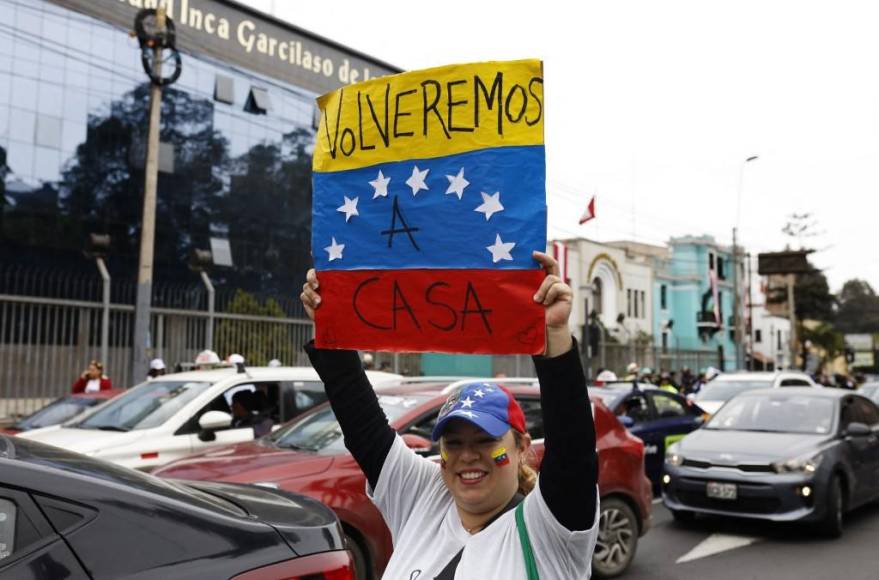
651 235 738 371
0 0 398 300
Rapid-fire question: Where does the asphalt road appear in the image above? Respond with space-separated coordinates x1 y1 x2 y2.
624 499 879 580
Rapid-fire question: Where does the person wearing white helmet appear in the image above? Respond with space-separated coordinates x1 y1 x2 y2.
268 359 282 368
147 358 166 380
624 362 639 381
227 353 245 365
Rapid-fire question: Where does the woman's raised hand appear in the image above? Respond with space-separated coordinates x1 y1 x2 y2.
532 251 574 357
300 268 321 321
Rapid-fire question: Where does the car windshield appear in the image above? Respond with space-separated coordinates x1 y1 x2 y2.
77 381 213 431
589 389 625 408
16 397 98 430
695 381 771 402
271 394 433 453
706 393 835 434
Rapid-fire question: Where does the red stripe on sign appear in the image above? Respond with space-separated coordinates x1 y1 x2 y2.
314 269 546 354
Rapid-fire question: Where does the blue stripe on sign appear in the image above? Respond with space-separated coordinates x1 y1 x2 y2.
312 145 546 271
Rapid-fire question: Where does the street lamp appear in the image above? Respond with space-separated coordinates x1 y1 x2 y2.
189 248 215 351
84 234 111 367
733 155 759 370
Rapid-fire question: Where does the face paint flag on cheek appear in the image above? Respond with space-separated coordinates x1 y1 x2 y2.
440 448 449 469
492 447 510 467
311 60 547 355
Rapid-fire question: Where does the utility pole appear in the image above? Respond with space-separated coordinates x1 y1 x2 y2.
746 252 754 370
131 7 180 381
787 273 797 370
732 227 742 370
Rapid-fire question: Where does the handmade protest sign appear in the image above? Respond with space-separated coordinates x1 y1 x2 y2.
311 59 546 354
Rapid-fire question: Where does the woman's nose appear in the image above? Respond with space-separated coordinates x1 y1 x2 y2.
459 445 481 461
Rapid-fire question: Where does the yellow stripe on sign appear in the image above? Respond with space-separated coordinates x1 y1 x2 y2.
313 59 544 172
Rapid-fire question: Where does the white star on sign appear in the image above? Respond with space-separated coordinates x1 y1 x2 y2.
486 234 515 263
336 195 359 222
406 165 430 196
473 389 485 398
460 397 474 408
324 237 344 261
445 168 469 200
369 170 390 199
474 191 504 220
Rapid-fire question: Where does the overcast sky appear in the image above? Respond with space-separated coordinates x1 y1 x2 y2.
241 0 877 293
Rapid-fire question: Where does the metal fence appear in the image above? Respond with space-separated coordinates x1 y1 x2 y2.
0 265 320 418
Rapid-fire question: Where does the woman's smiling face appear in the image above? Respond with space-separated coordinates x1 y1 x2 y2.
439 419 525 516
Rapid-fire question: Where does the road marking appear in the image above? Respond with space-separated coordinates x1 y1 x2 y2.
676 533 761 564
652 498 663 504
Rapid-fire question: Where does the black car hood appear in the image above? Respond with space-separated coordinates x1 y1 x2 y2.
185 480 345 556
679 429 832 464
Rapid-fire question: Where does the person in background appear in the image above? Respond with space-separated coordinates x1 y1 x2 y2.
659 372 678 394
623 362 639 381
147 358 166 380
362 352 375 370
679 367 695 393
72 360 112 393
268 359 282 368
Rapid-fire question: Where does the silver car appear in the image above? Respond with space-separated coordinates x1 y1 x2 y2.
694 371 819 416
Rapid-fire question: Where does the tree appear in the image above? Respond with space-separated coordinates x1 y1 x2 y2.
794 267 835 322
835 279 879 334
214 290 298 366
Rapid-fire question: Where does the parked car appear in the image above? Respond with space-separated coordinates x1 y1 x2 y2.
663 388 879 537
17 366 401 471
155 379 653 579
590 382 706 489
859 382 879 405
693 371 819 415
0 433 354 579
0 390 124 435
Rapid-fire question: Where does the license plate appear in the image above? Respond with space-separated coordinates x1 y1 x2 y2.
706 482 737 500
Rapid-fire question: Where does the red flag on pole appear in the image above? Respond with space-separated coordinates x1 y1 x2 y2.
579 195 596 225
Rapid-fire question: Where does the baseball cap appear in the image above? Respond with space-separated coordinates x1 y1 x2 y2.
432 382 526 442
149 358 166 371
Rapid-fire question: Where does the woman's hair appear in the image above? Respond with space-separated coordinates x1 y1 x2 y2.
89 360 104 371
513 431 537 496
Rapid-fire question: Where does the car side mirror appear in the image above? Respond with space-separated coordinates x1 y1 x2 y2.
845 422 871 437
199 410 232 431
619 415 635 428
401 433 433 454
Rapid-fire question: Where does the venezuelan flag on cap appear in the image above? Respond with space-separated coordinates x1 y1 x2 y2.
312 59 546 354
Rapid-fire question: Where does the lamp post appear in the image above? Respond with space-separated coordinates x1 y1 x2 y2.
732 155 758 370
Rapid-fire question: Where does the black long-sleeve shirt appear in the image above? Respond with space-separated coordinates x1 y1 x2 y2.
304 339 598 530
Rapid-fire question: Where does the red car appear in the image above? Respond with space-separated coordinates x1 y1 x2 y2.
0 389 124 435
155 380 652 579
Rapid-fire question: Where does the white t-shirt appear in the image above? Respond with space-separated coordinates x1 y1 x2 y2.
368 436 599 579
84 378 101 393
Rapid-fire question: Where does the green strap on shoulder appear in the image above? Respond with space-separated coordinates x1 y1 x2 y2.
515 502 540 580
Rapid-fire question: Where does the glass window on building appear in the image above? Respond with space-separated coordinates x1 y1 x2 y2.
660 284 667 310
627 289 632 317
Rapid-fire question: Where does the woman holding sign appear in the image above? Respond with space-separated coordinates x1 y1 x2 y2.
300 251 598 579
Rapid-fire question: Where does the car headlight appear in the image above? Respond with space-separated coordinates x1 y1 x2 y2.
771 453 823 474
665 444 684 466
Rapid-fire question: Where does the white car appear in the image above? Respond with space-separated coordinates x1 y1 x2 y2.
18 366 401 471
693 371 819 416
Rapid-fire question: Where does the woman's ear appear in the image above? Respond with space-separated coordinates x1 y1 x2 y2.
518 432 532 453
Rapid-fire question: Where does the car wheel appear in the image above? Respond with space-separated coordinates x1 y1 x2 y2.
670 508 695 524
816 476 844 538
345 532 370 579
592 497 638 578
